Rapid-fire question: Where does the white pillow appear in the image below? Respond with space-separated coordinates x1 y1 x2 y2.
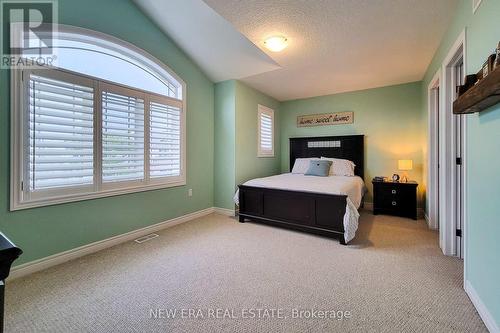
292 158 319 174
320 157 356 176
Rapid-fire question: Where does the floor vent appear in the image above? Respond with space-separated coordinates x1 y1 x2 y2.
134 233 159 244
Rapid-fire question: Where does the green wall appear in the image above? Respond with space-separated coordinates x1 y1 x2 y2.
280 82 424 205
214 80 280 209
214 81 236 209
421 0 500 326
235 81 281 186
0 0 215 265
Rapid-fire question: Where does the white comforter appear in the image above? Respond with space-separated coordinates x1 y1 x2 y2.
233 173 365 243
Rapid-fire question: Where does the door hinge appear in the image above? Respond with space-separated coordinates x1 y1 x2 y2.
456 229 462 237
456 157 462 165
21 181 24 191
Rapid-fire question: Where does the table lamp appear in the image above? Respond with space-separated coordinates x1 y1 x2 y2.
398 159 413 183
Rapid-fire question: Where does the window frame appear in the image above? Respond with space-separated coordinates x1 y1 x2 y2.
257 104 275 158
10 26 187 211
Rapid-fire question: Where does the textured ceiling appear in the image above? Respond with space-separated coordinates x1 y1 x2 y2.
134 0 280 82
203 0 458 100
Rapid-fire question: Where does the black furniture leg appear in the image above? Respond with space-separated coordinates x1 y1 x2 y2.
0 281 3 333
238 214 245 223
0 232 23 333
339 235 347 245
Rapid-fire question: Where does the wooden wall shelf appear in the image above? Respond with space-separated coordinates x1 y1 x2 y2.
453 66 500 114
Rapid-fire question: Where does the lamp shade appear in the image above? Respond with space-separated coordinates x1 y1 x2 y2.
398 159 413 171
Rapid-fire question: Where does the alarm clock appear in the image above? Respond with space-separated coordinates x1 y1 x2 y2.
392 174 400 182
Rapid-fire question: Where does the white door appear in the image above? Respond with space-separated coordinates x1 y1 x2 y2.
435 87 440 231
439 30 467 258
453 58 465 259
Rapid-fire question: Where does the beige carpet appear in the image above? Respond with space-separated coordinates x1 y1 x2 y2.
5 212 486 332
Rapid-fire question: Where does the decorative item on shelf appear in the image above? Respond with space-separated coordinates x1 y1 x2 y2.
494 41 500 70
373 176 385 182
453 42 500 114
481 53 496 79
475 67 483 83
457 74 478 96
391 174 400 182
398 159 413 183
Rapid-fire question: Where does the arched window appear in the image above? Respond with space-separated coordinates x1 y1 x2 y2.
11 25 187 210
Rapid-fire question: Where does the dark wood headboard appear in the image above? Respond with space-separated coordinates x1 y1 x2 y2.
289 135 365 179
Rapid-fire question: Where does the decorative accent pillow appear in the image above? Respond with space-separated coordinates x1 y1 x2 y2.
305 160 332 177
320 157 356 176
291 158 319 174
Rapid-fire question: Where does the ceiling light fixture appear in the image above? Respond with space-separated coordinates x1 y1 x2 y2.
264 36 288 52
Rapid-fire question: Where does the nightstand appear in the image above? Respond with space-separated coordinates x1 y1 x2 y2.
372 179 418 220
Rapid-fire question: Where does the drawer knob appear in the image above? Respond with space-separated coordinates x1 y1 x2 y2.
392 201 397 206
391 189 397 194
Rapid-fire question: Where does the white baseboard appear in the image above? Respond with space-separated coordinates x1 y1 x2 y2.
423 213 438 230
465 280 499 333
9 207 215 281
213 207 236 216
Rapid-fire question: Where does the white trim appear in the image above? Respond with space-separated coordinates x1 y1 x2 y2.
427 69 441 231
440 29 467 256
465 280 500 333
472 0 483 14
8 207 216 280
424 213 434 228
257 104 275 157
214 207 237 216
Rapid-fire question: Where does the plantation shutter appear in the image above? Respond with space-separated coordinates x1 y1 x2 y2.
258 105 274 156
101 90 145 183
149 101 181 178
28 74 95 190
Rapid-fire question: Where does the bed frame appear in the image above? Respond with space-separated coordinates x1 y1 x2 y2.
238 135 364 244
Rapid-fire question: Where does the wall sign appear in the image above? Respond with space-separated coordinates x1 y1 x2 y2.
297 112 354 127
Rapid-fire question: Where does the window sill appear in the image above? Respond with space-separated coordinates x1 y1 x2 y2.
10 179 186 211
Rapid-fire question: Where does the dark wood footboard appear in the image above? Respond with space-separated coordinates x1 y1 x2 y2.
238 185 348 244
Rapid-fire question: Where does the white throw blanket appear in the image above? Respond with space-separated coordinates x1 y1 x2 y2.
234 173 365 243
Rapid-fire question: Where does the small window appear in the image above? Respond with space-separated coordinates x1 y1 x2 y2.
257 105 274 157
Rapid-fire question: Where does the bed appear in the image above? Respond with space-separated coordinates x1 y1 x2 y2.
236 135 365 244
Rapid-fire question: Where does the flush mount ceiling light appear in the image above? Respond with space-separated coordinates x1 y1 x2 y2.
264 36 288 52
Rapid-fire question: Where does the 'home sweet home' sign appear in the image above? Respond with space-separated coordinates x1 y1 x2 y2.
297 112 354 127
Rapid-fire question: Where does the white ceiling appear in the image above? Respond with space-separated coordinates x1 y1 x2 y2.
136 0 457 101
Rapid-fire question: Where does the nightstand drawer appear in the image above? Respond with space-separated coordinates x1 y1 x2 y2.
378 198 401 210
378 185 400 196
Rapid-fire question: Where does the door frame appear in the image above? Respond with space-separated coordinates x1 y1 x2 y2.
439 29 468 258
427 70 441 230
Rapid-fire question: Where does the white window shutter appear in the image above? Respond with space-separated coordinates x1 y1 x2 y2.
14 67 186 210
101 91 145 183
28 74 94 190
149 101 181 178
258 105 274 157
